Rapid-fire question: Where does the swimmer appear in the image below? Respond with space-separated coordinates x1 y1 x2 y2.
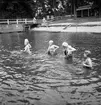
47 40 59 56
62 42 76 61
24 39 32 55
82 50 92 69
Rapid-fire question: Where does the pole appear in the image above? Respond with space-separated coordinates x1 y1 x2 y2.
16 19 19 24
74 0 76 19
7 19 9 25
71 0 73 17
25 19 27 24
53 0 55 17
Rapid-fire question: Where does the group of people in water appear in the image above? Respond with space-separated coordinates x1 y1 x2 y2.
23 38 93 71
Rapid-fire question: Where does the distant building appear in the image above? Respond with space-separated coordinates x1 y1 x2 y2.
76 4 98 17
72 0 101 18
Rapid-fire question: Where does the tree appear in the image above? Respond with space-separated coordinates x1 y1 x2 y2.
0 0 35 18
0 0 100 19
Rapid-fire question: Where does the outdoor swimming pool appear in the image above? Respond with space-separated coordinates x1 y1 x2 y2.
0 31 101 105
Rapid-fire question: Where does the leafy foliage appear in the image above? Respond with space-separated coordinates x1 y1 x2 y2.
0 0 100 18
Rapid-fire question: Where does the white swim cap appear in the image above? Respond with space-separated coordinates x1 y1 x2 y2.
24 39 29 45
62 42 68 47
49 40 53 45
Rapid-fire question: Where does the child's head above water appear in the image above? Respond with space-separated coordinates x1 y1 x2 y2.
24 39 29 46
49 40 53 46
84 50 91 57
62 42 68 48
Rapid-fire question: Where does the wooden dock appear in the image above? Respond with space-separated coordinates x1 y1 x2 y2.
0 19 41 33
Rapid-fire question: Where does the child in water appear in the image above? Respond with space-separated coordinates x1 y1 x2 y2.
82 50 92 69
24 39 32 55
47 40 59 56
62 42 76 61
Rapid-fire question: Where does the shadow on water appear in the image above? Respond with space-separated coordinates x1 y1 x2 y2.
0 31 101 105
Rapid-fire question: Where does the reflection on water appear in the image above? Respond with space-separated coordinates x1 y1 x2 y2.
0 31 101 105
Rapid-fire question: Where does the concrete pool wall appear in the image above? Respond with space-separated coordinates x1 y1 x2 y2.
32 21 101 33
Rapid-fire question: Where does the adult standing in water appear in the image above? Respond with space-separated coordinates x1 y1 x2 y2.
47 40 59 56
62 42 76 63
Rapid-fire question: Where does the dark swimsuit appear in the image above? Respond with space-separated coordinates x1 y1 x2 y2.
64 50 73 64
48 51 51 55
64 50 73 60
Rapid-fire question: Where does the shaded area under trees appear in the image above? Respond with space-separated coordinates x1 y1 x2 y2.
0 0 101 19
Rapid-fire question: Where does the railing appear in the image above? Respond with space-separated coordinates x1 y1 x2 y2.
0 15 73 25
0 19 42 25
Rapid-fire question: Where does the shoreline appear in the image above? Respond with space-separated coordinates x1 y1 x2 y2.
32 26 101 33
32 21 101 33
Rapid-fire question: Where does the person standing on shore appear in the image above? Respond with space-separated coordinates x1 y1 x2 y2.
47 40 59 56
24 39 32 55
33 17 37 24
62 42 76 62
42 17 49 27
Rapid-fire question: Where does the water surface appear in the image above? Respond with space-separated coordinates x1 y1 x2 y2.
0 31 101 105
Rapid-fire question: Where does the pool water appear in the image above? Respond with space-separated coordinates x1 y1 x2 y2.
0 31 101 105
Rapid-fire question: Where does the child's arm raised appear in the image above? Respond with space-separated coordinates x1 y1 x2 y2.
54 45 59 50
69 46 76 52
